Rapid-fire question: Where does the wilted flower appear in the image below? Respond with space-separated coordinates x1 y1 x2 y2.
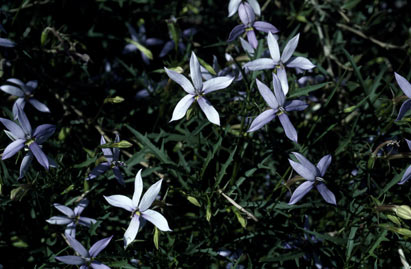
56 235 112 268
0 105 55 176
123 23 163 64
394 72 411 121
398 139 411 185
288 152 335 205
228 3 278 49
46 199 97 238
87 135 125 185
159 27 197 58
0 78 50 117
165 52 234 126
244 32 315 94
248 75 308 142
228 0 260 17
104 169 171 248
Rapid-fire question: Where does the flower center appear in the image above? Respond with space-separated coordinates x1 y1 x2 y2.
315 177 324 182
25 138 35 146
245 27 254 32
276 107 286 116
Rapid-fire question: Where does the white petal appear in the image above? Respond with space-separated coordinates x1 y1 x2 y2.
256 79 278 109
103 195 134 212
243 58 275 71
53 203 75 218
272 74 285 106
286 56 315 70
247 109 276 132
277 67 289 95
267 32 280 63
164 67 195 94
124 215 140 248
142 209 171 232
132 169 143 208
190 52 203 92
170 94 195 122
202 76 234 94
0 85 24 97
46 216 73 225
247 0 261 16
197 97 220 126
281 34 300 63
138 179 163 212
228 0 241 17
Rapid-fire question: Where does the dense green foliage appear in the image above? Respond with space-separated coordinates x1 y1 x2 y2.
0 0 411 268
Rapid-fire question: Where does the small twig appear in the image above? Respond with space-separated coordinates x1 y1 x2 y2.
218 189 258 222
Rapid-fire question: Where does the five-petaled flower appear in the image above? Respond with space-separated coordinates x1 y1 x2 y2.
104 169 171 248
228 3 278 49
288 152 336 205
228 0 261 17
244 32 315 94
394 72 411 121
0 105 55 177
0 78 50 118
87 135 125 185
46 199 97 238
248 75 308 142
56 234 112 268
165 52 234 126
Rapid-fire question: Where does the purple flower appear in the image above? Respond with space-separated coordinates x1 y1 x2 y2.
56 235 112 268
46 199 97 238
104 169 171 248
244 32 315 94
399 139 411 185
0 78 50 118
165 52 234 126
87 135 125 185
159 27 197 58
288 152 336 205
228 3 278 49
0 105 55 175
123 23 163 64
248 75 308 142
394 72 411 121
228 0 261 17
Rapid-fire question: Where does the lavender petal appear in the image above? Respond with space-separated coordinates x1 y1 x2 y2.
396 99 411 121
243 58 275 71
395 72 411 99
278 113 298 142
74 199 89 216
197 97 220 126
124 215 140 248
399 165 411 185
190 52 203 92
288 180 315 205
227 25 245 42
139 179 163 212
55 256 85 265
253 21 279 33
246 30 258 49
256 79 278 109
202 76 234 94
87 162 110 180
247 109 276 132
141 209 171 231
281 34 300 63
29 99 50 113
104 195 134 212
170 94 195 122
66 235 89 258
316 183 336 205
286 56 315 70
284 100 308 112
89 235 113 258
29 142 49 170
164 67 195 94
0 117 25 139
0 85 24 97
316 154 332 177
2 139 25 160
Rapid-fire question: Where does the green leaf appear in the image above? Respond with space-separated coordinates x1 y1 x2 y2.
206 196 212 222
387 215 402 225
104 96 125 104
289 82 331 98
125 38 153 60
396 205 411 220
259 251 305 262
187 196 201 207
346 226 358 261
154 227 159 250
233 207 247 228
99 140 133 148
197 56 217 75
215 146 237 186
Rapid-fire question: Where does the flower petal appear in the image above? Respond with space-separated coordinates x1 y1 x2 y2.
395 72 411 99
399 165 411 185
113 166 125 185
28 99 50 113
289 159 316 181
278 113 298 142
19 153 33 179
284 100 308 112
406 139 411 152
89 235 113 258
247 109 276 132
170 94 195 122
246 30 258 49
0 37 15 48
55 256 85 265
78 217 97 227
7 78 25 88
124 215 140 248
190 52 203 92
159 40 174 58
46 216 73 225
29 141 49 170
2 139 25 160
53 203 75 217
291 152 318 176
203 76 234 94
253 21 279 33
316 154 332 177
133 169 144 208
12 99 26 120
267 32 280 63
0 85 24 96
288 180 315 205
16 105 32 136
164 67 195 94
238 3 255 25
113 134 120 161
197 97 220 126
396 99 411 121
256 79 278 108
33 124 56 144
228 0 241 17
65 222 76 238
0 117 25 139
145 38 163 46
272 74 285 106
243 58 275 71
104 195 134 212
100 136 113 162
66 235 89 258
139 179 163 212
240 37 255 55
142 209 171 232
281 34 300 63
277 66 289 95
91 262 110 269
87 162 110 180
316 183 336 205
247 0 261 16
286 56 315 70
74 199 89 216
227 25 245 42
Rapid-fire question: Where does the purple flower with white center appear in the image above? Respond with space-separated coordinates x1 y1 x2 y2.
394 72 411 121
244 32 315 95
46 199 97 238
87 135 125 185
0 105 55 173
0 78 50 118
398 139 411 185
227 3 278 49
248 74 308 142
56 234 112 269
228 0 261 17
159 27 197 58
104 169 171 248
288 152 336 205
165 52 234 126
123 23 163 64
